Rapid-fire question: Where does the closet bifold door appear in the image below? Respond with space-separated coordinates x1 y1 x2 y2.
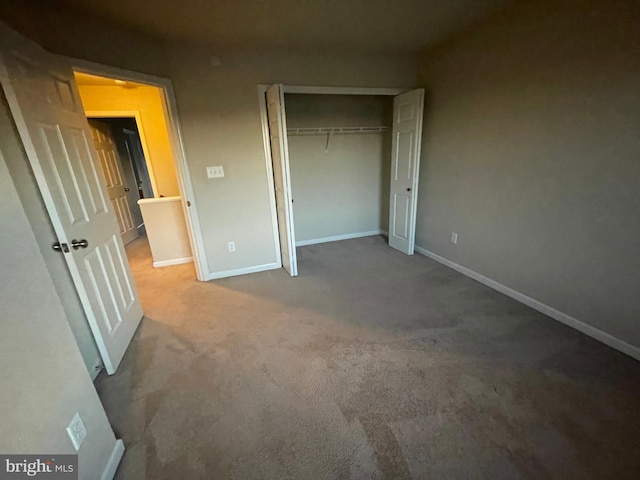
388 88 424 255
266 84 298 276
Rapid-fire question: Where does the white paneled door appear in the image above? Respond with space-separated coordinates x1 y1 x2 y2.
266 84 298 276
0 23 143 374
89 119 138 246
388 89 425 255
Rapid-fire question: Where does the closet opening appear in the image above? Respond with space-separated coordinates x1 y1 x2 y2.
285 94 393 247
260 85 425 278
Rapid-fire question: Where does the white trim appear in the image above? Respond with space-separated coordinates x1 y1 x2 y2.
296 230 385 247
137 195 181 204
101 439 125 480
160 80 209 280
272 83 298 276
257 85 283 268
153 256 193 268
205 262 280 281
83 109 158 197
415 246 640 362
407 89 424 255
282 85 408 96
68 57 209 281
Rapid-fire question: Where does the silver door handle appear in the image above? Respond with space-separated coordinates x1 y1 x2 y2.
71 239 89 250
52 241 69 253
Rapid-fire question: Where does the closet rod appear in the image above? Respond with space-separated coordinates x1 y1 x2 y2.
287 126 389 136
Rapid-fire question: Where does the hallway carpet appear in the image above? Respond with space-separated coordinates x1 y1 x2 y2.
96 235 640 479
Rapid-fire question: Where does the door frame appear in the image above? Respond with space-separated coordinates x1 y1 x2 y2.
70 57 209 280
258 84 412 270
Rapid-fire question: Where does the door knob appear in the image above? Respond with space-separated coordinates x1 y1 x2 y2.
406 187 412 192
52 241 69 253
71 239 89 250
124 187 130 192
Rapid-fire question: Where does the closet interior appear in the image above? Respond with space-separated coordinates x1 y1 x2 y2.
284 93 394 248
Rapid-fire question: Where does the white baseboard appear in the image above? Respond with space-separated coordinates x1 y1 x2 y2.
415 246 640 362
205 262 280 281
153 256 193 268
101 439 125 480
296 230 385 247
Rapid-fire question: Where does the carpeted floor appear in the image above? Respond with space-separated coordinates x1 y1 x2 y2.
96 235 640 479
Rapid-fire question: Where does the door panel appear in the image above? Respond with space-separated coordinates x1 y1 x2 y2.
392 194 410 240
266 84 297 276
84 234 135 335
89 119 138 245
388 89 424 255
0 24 143 374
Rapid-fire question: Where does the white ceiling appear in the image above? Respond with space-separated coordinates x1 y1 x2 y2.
58 0 509 53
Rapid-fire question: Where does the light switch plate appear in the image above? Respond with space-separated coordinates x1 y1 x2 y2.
207 166 225 179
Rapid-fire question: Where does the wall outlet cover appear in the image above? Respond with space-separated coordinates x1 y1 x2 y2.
66 412 87 451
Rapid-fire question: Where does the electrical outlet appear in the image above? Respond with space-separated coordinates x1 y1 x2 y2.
66 413 87 451
206 166 225 179
451 232 458 244
227 241 236 252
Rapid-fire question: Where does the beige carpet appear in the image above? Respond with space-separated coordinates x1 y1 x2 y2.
96 235 640 479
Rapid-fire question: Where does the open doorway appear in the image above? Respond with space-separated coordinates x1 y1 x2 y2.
0 23 206 379
74 71 197 273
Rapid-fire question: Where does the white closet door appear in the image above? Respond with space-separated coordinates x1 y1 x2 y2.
266 84 298 276
0 23 143 374
388 89 424 255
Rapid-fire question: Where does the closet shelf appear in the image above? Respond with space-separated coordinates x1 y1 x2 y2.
287 126 389 136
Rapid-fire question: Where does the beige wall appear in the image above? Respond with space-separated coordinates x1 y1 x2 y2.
0 147 119 479
78 84 180 197
285 94 392 242
167 46 417 274
416 0 640 348
285 94 392 128
139 197 193 265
